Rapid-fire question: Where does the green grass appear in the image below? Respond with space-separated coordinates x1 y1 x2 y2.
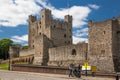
0 63 9 70
14 62 29 64
0 62 29 70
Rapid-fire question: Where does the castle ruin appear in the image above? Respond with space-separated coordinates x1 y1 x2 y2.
10 8 120 73
28 9 88 66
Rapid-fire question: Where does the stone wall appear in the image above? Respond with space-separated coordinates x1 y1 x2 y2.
9 46 20 58
112 17 120 72
33 35 53 65
12 64 69 74
88 17 120 73
48 43 88 67
50 15 72 46
19 49 35 57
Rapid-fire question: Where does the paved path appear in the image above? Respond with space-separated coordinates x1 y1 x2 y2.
0 70 114 80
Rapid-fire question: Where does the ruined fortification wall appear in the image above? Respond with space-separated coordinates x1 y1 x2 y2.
48 43 88 67
33 35 53 65
9 46 20 58
19 49 35 57
88 19 116 73
112 17 120 72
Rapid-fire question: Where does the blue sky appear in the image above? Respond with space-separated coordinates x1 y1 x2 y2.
0 0 120 45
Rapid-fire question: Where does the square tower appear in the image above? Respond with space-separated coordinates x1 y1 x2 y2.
28 9 73 49
88 17 120 73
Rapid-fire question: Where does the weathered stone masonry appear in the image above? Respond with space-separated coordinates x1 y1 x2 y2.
28 9 72 65
88 16 120 73
48 43 88 67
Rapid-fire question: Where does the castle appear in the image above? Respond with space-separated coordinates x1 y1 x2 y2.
28 8 87 66
10 8 120 73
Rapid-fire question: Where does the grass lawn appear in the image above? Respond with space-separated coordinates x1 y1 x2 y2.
0 63 9 70
0 62 28 70
14 62 29 64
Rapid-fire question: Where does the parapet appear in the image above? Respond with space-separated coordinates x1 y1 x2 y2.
64 15 72 22
41 8 51 13
29 15 37 23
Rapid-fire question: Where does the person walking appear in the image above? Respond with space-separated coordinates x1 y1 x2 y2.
78 64 82 78
69 64 73 77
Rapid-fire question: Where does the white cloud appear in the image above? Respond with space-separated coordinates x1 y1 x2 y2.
11 34 28 43
73 36 88 44
36 0 92 28
73 28 88 37
0 0 100 28
88 4 100 10
0 0 42 27
51 6 91 27
0 0 100 44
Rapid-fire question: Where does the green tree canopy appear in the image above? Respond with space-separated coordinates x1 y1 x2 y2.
12 44 22 48
0 38 13 60
22 46 28 50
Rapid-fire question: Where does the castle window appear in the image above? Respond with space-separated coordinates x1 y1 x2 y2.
72 49 76 55
69 36 71 38
42 15 44 18
103 31 106 34
64 34 66 38
69 29 71 32
39 32 41 35
101 50 105 56
33 45 34 48
40 26 41 28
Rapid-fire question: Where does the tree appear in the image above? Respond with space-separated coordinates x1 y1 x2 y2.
22 46 28 50
0 38 13 60
12 44 22 48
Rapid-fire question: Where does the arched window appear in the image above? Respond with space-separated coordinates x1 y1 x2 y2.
71 49 76 55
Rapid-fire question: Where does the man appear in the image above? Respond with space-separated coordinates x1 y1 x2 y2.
69 64 73 77
78 64 82 78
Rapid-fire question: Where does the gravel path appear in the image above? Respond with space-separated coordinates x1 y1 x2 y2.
0 70 114 80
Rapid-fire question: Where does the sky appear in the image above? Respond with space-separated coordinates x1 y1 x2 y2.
0 0 120 45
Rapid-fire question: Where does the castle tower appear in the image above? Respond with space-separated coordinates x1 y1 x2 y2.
88 17 120 73
64 15 72 44
40 9 52 38
29 8 73 65
28 15 37 49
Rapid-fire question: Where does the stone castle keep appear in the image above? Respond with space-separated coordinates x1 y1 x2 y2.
28 8 87 66
10 8 120 73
